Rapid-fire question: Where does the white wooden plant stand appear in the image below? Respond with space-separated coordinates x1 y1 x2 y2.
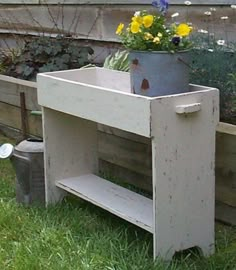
37 67 219 261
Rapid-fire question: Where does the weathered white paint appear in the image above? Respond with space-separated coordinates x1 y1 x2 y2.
37 68 151 137
150 89 219 259
175 102 201 114
57 174 153 232
38 68 219 260
42 107 98 203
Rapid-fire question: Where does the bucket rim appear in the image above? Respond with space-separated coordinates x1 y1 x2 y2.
129 49 190 54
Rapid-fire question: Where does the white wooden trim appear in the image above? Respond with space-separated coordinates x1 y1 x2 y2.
56 174 153 233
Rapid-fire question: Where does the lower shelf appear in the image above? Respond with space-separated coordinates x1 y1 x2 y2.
56 174 153 233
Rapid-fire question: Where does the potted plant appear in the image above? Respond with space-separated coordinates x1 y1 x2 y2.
116 0 192 97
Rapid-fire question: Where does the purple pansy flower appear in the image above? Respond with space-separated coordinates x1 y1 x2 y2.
152 0 169 14
172 36 180 46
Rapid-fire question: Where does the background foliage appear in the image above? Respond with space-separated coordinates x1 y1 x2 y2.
0 36 94 81
189 35 236 124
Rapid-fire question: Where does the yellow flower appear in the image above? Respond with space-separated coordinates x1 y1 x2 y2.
132 15 143 24
176 23 192 37
131 21 141 34
142 15 154 28
116 23 124 35
153 36 160 44
144 32 154 40
157 32 163 38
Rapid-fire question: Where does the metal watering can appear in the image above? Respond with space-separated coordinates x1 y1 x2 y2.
0 138 45 205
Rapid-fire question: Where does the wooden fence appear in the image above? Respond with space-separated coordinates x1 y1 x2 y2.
0 75 235 224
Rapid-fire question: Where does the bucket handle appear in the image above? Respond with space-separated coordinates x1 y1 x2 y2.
177 57 195 71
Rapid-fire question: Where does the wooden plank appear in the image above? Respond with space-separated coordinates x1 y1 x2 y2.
215 201 236 226
99 159 152 193
216 122 236 136
0 4 235 44
20 0 236 5
0 101 42 137
150 89 219 259
98 130 152 176
0 75 39 111
38 68 152 137
0 0 231 4
43 108 98 204
215 131 236 207
56 174 153 233
0 0 38 3
97 124 150 144
0 123 24 141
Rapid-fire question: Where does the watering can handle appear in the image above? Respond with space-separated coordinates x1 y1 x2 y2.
175 103 201 114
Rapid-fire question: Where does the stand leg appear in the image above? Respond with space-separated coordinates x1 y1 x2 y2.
42 108 98 205
151 91 218 261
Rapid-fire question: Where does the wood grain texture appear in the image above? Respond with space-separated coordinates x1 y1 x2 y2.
99 159 152 193
98 130 152 176
0 0 231 4
0 75 39 111
217 122 236 136
38 68 152 137
0 5 235 44
42 108 98 204
97 124 150 144
41 0 233 4
39 68 219 260
56 174 153 233
1 70 235 212
215 201 236 226
215 130 236 207
0 101 42 137
150 89 219 259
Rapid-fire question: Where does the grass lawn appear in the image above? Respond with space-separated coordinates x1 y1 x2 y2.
1 132 236 269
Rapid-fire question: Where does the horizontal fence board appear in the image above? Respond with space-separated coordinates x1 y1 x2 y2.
217 122 236 136
97 124 150 144
0 0 232 5
0 75 39 111
0 123 26 141
215 131 236 207
215 201 236 225
98 130 152 176
0 101 42 137
99 159 152 193
0 5 235 44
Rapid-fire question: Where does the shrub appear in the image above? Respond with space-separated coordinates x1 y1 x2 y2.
1 36 94 81
189 35 236 124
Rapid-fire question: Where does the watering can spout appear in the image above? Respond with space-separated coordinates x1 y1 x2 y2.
0 143 14 159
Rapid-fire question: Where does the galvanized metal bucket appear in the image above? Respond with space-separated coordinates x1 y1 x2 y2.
129 50 190 97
